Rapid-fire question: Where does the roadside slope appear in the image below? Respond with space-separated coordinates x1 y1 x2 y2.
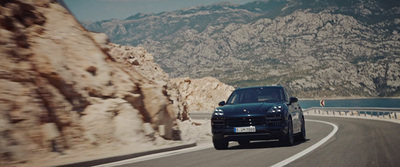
0 1 180 166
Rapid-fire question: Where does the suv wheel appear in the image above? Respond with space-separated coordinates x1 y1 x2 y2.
296 116 306 141
280 118 294 146
213 139 228 150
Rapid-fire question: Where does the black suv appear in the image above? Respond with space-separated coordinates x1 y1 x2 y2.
211 86 306 149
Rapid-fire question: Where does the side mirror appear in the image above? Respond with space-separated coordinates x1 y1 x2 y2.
218 101 226 106
289 97 298 105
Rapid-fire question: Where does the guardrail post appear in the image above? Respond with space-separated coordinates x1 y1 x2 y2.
395 112 397 119
389 112 392 119
326 110 328 115
345 111 347 116
318 110 320 114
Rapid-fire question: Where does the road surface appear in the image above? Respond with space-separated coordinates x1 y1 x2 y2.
102 115 400 167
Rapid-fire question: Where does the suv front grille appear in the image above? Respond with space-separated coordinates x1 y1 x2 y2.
226 117 265 127
212 118 225 129
265 115 284 126
212 115 283 128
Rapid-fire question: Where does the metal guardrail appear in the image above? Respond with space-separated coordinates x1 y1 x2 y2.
304 107 400 120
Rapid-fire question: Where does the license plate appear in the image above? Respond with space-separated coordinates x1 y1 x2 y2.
234 126 256 133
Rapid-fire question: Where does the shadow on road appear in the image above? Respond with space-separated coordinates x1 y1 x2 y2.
227 139 310 150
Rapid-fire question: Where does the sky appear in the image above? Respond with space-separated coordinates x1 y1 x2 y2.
64 0 255 21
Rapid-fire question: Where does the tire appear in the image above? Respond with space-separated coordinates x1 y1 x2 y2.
296 116 306 141
238 140 250 146
280 117 294 146
213 139 228 150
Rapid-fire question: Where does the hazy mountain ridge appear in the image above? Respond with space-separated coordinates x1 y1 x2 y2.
82 0 400 98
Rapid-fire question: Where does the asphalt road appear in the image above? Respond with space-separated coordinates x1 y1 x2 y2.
111 115 400 167
288 116 400 167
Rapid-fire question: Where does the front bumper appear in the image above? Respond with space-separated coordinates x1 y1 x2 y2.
212 124 289 141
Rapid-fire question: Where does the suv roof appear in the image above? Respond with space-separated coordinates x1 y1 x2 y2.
235 85 284 90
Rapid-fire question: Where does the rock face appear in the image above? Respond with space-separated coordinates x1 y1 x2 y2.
0 0 180 165
107 43 233 116
108 43 169 83
171 77 235 113
107 43 190 121
82 0 400 98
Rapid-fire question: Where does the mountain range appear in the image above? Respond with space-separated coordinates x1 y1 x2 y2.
81 0 400 98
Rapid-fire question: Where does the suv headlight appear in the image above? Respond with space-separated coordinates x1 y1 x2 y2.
267 105 282 113
214 109 224 116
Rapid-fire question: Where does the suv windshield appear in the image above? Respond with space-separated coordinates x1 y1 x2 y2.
226 87 286 104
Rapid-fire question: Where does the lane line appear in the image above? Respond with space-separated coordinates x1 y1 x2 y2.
95 144 213 167
271 119 339 167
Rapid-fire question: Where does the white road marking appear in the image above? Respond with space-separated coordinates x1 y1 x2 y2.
94 144 213 167
271 119 339 167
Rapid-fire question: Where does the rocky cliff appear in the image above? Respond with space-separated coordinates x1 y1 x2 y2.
107 43 190 120
107 44 234 115
82 0 400 98
171 77 235 113
0 0 181 165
